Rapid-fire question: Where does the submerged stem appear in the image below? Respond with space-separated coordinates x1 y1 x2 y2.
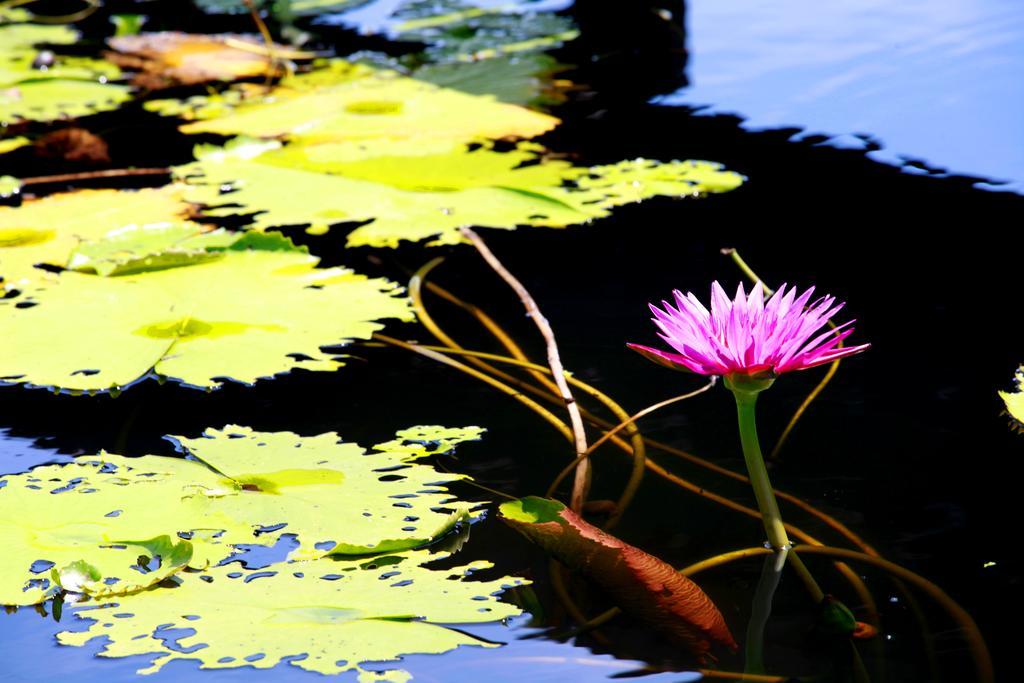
745 550 789 676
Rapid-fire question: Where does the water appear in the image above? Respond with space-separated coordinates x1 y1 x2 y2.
2 1 1023 681
655 0 1024 192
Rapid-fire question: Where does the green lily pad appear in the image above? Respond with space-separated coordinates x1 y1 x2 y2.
0 186 201 289
153 60 559 143
0 424 484 605
1000 366 1024 431
0 232 412 392
58 548 524 680
178 138 744 247
0 22 128 124
0 79 132 125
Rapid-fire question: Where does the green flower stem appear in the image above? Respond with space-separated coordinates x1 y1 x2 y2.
731 387 790 550
727 379 826 604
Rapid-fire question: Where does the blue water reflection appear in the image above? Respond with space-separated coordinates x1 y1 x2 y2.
655 0 1024 192
0 610 693 682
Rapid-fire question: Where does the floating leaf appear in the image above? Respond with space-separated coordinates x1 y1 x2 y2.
66 223 235 276
168 424 485 559
0 79 132 125
0 453 205 605
0 175 21 198
0 186 200 289
179 138 743 246
499 497 737 661
157 60 559 143
106 32 304 89
0 232 411 391
0 22 128 124
0 424 483 605
58 548 524 680
1000 366 1024 432
0 23 119 85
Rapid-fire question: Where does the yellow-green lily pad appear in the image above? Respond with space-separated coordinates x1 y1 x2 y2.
0 233 412 392
179 138 744 247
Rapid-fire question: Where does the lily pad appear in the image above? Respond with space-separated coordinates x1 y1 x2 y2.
499 497 737 661
0 424 484 605
178 138 744 246
156 60 559 143
0 232 412 392
1000 366 1024 431
58 549 524 680
0 22 129 124
0 453 206 604
0 186 202 289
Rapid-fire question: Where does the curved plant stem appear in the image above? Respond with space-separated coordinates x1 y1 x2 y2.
461 228 592 512
373 334 574 444
241 0 277 86
546 381 715 499
411 258 562 396
411 274 880 562
769 361 841 462
407 270 880 565
698 546 993 683
20 168 170 187
375 336 648 528
373 337 877 618
574 544 988 683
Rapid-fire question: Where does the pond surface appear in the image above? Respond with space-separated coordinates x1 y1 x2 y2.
656 0 1024 192
1 1 1022 682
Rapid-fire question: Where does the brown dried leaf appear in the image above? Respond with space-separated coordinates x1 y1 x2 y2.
499 496 737 661
33 127 110 164
106 32 296 89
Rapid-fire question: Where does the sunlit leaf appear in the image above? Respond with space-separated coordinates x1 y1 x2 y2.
499 497 737 661
0 452 203 604
0 424 484 605
0 136 29 154
168 424 485 559
178 138 744 246
0 23 119 85
156 60 559 143
1000 366 1024 432
0 186 201 289
0 232 412 391
0 22 128 124
0 79 131 125
66 223 232 276
106 32 303 88
58 548 524 680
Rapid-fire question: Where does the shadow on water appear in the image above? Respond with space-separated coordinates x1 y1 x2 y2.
2 1 1022 681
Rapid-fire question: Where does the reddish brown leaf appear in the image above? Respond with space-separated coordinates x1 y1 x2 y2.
499 496 737 660
33 128 110 164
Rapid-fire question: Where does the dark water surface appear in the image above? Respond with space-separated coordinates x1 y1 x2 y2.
2 1 1022 682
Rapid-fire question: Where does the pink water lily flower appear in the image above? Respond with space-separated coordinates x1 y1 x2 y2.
629 281 869 378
